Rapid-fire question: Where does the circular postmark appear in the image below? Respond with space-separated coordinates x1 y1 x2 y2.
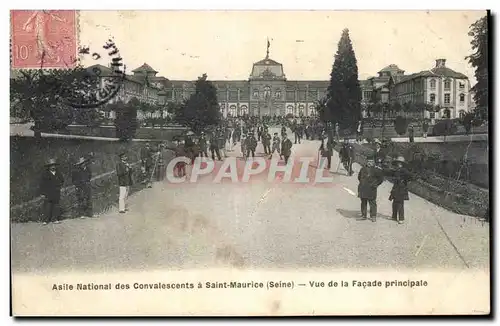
40 38 126 109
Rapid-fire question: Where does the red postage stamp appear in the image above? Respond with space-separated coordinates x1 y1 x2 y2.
11 10 78 69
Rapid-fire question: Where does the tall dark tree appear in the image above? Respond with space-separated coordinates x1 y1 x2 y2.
325 28 362 130
115 98 138 141
466 15 488 120
174 73 221 134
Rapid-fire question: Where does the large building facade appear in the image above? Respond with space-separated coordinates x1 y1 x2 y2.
79 53 474 121
165 53 328 117
361 59 474 120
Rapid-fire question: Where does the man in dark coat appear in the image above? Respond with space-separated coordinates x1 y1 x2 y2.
358 156 384 221
40 158 64 225
294 124 303 144
422 120 429 138
198 132 209 158
387 156 413 224
72 156 93 219
408 125 415 143
339 138 355 176
140 142 154 188
117 152 133 213
210 131 222 161
246 132 257 159
319 136 334 170
281 134 293 164
262 129 272 155
281 125 287 138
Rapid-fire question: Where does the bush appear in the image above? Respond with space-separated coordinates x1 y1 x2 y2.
394 116 408 135
432 119 458 136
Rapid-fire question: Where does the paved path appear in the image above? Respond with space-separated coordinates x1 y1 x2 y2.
11 128 489 274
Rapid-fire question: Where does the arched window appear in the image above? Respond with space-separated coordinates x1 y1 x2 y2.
429 93 436 103
286 105 294 115
275 89 282 99
459 93 465 102
459 110 466 118
444 79 451 90
252 89 259 98
229 105 237 117
430 79 436 89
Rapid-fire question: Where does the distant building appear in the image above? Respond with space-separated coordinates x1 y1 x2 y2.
166 49 329 117
362 59 473 120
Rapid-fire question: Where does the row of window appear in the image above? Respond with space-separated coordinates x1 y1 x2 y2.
429 79 466 90
429 93 466 104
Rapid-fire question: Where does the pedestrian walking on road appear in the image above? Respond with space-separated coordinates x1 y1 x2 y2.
210 131 222 161
262 129 272 155
72 156 93 219
281 134 293 164
198 132 209 158
117 152 133 214
246 132 257 159
40 158 64 225
319 136 334 170
339 138 355 176
358 156 384 222
270 132 281 159
387 156 413 224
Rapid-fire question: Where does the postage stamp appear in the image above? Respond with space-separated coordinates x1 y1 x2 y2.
9 10 490 317
10 10 78 69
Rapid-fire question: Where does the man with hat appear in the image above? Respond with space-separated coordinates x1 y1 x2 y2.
387 156 413 224
281 133 293 164
72 156 93 219
40 158 65 224
319 135 334 170
357 156 384 221
198 131 209 158
116 152 133 213
262 128 272 155
246 132 257 159
140 142 154 188
339 138 355 176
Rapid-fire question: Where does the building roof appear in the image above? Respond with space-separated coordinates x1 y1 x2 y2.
378 64 403 73
132 63 158 73
430 66 468 79
253 58 282 65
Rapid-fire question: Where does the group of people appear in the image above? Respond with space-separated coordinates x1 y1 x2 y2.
38 142 164 224
356 142 413 224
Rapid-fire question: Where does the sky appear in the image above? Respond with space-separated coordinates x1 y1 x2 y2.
79 10 486 84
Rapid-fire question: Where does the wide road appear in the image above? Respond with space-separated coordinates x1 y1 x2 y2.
11 128 489 274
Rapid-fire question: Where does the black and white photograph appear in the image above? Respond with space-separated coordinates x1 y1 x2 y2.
9 9 490 316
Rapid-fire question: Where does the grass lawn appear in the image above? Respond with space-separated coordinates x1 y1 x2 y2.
10 136 150 206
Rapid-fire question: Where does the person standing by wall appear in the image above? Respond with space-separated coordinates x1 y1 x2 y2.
422 120 429 138
40 158 64 225
72 156 93 219
262 128 272 155
116 152 133 214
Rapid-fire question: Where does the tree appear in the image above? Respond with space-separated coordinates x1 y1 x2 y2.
465 15 488 121
173 73 221 134
10 69 75 138
115 98 138 141
394 116 408 135
325 28 362 130
10 64 110 138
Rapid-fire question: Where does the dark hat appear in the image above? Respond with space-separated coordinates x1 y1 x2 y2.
45 158 58 166
118 152 127 158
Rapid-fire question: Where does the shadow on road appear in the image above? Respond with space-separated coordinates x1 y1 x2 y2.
336 208 393 221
